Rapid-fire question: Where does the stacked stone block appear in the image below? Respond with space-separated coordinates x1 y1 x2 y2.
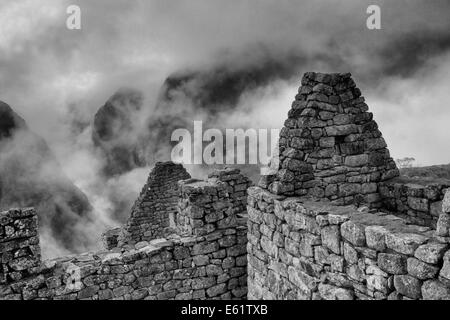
379 178 450 228
247 187 450 300
262 72 398 208
0 235 248 300
177 168 251 237
436 190 450 241
120 162 191 244
208 168 251 218
0 166 251 300
0 208 40 289
101 228 121 250
246 72 450 300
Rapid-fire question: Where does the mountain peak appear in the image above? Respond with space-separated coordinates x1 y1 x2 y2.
0 100 27 138
107 87 143 110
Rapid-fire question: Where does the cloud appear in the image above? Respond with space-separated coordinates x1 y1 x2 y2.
1 0 450 257
367 52 450 165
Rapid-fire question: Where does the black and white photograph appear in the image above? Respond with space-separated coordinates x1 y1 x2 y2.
1 0 450 307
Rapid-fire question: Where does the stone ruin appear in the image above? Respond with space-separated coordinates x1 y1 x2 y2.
101 162 191 250
120 162 191 244
0 162 252 300
247 72 450 300
1 72 450 300
262 72 399 207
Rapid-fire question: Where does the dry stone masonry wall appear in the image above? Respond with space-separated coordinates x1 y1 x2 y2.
247 72 450 300
0 208 40 286
2 72 450 301
247 188 450 300
102 227 121 251
379 177 450 228
0 233 247 300
120 162 191 244
177 168 251 237
0 164 250 300
437 192 450 241
261 72 399 208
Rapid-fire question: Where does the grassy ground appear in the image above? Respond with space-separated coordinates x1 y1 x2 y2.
400 163 450 181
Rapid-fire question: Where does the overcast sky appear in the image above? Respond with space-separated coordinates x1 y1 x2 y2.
1 0 450 169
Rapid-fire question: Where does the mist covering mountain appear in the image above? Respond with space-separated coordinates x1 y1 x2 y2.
1 0 450 258
0 101 95 256
93 88 148 176
92 50 307 182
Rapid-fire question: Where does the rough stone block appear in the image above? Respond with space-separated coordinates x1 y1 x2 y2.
341 221 365 246
407 197 428 212
329 254 344 273
78 285 100 299
287 268 313 299
344 154 369 167
366 274 389 293
300 234 320 257
338 183 361 197
192 242 219 255
319 137 335 148
436 213 450 236
365 226 388 251
343 242 358 265
393 275 422 299
318 283 353 300
430 201 443 217
321 226 341 254
260 236 277 257
325 125 358 137
385 233 428 256
442 190 450 213
206 283 227 297
378 253 407 275
414 243 447 264
314 246 329 265
328 214 349 225
440 250 450 280
285 238 299 256
407 258 439 280
421 280 450 300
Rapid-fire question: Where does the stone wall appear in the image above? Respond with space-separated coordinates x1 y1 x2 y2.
436 192 450 241
247 187 450 300
102 227 121 250
246 71 450 300
120 162 191 244
0 208 40 285
177 168 251 237
2 71 449 301
1 233 247 300
261 72 399 208
379 177 450 228
0 166 250 300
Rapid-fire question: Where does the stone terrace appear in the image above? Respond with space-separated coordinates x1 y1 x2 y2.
0 165 251 300
247 72 450 300
248 188 450 300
